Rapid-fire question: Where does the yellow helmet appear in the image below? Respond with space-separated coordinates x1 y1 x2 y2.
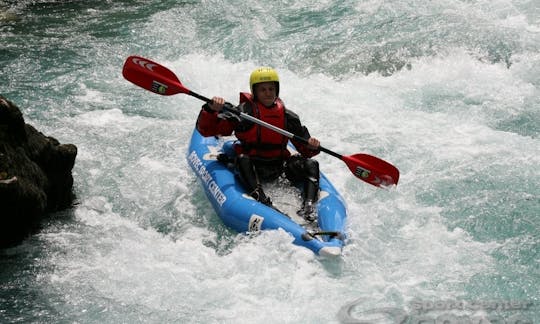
249 67 280 96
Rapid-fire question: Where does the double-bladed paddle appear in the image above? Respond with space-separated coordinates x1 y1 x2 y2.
122 55 400 187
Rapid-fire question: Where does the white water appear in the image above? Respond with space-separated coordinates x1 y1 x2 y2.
1 1 538 323
23 52 527 322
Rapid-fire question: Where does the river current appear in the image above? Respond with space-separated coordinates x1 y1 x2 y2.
1 1 539 323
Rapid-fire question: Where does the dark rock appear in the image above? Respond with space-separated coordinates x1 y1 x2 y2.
0 95 77 248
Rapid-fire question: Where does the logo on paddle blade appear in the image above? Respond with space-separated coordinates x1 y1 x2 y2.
151 80 168 94
132 57 156 71
355 166 370 179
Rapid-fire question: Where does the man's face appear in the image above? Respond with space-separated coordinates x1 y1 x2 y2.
254 82 277 107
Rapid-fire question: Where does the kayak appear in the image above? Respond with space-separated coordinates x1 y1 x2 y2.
122 55 398 256
187 129 347 257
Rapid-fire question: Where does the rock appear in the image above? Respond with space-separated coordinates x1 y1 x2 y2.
0 95 77 248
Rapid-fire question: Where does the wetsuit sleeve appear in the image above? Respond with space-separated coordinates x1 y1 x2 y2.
285 108 320 158
195 104 236 137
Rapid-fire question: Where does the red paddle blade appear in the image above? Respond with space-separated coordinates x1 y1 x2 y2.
343 153 400 187
122 56 189 96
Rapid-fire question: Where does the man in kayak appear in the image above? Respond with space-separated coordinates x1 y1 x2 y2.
196 67 321 221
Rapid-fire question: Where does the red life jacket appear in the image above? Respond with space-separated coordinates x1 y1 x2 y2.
235 92 290 159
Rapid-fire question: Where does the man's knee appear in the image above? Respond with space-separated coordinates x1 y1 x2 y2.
235 154 251 170
304 158 319 178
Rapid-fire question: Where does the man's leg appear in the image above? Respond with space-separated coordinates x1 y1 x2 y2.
235 154 272 206
285 156 320 221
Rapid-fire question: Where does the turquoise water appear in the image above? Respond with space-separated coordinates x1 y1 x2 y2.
1 0 539 323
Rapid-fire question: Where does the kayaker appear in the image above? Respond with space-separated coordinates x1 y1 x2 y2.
196 67 321 221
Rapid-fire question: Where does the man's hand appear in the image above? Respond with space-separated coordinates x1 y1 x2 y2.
208 96 225 112
307 137 320 150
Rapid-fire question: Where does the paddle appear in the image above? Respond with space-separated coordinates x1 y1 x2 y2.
122 55 400 187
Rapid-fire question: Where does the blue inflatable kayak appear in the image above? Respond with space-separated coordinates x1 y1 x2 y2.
187 129 347 257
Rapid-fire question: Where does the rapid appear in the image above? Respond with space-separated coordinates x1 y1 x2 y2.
1 0 539 323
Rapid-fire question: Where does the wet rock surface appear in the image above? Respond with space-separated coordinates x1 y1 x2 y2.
0 95 77 248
